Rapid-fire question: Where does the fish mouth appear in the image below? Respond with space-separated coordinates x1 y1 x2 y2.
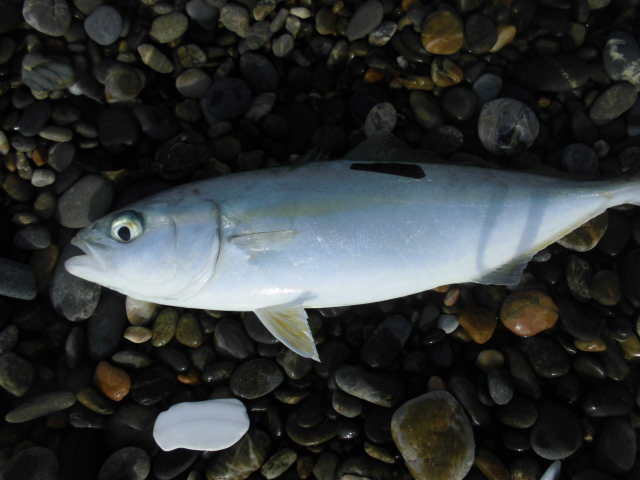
64 236 108 278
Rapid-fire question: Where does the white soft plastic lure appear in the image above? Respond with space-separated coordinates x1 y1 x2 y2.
66 134 640 360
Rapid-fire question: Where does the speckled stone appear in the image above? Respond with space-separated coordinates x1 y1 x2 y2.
391 391 474 480
150 12 189 44
5 391 76 423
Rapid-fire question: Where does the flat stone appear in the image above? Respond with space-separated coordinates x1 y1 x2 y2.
126 297 157 326
138 44 174 74
214 318 255 360
595 418 636 474
229 358 284 399
518 56 590 92
346 0 383 41
457 306 496 344
150 12 188 43
175 312 203 348
98 447 150 480
152 308 178 347
391 391 474 480
56 174 113 228
84 5 122 46
0 447 58 480
22 53 75 91
500 290 559 337
474 448 510 480
421 10 463 55
478 98 539 155
334 365 405 407
5 390 76 423
261 448 297 479
220 3 250 38
0 258 36 300
205 429 271 480
589 82 637 126
522 337 570 378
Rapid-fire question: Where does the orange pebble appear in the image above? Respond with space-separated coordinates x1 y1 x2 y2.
177 369 201 385
94 361 131 402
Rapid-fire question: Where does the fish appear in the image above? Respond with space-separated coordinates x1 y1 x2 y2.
65 133 640 361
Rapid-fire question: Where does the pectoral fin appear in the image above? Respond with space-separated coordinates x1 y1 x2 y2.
254 305 320 361
230 230 299 253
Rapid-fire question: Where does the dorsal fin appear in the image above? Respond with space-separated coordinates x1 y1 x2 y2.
345 132 441 164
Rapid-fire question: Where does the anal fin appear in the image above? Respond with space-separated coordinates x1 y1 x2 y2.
472 254 534 286
254 305 320 361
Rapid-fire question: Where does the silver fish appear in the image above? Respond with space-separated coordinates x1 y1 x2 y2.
65 134 640 360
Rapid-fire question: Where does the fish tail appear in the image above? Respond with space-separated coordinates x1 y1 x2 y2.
608 169 640 206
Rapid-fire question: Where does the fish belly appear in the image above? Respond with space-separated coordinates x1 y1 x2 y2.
191 161 614 310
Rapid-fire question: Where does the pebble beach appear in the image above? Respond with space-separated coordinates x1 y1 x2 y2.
1 0 640 479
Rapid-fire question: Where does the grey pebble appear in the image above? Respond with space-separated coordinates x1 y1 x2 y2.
206 430 271 480
588 82 638 126
346 0 383 41
364 102 397 136
595 418 636 474
39 125 73 142
229 358 284 399
48 141 76 172
214 318 255 359
0 257 36 300
0 447 58 480
22 53 75 91
105 64 146 103
31 169 56 187
562 143 598 176
478 98 539 155
13 225 51 250
16 101 52 137
6 390 76 423
334 365 405 407
261 448 297 479
138 44 174 74
530 404 581 460
472 73 503 106
98 447 150 480
22 0 71 37
56 174 113 228
220 3 250 38
88 291 127 361
150 12 189 44
0 352 34 397
369 20 397 46
186 0 219 29
84 5 122 46
409 91 443 130
203 77 252 120
176 68 211 98
49 243 102 322
272 33 294 57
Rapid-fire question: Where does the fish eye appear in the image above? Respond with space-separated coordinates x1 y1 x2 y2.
111 212 144 243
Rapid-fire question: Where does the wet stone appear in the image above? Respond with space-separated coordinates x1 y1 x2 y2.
175 312 203 348
458 307 496 344
0 446 58 480
214 318 255 360
421 10 464 55
126 297 157 326
186 0 218 29
518 56 590 92
522 337 570 378
99 447 150 480
0 352 34 396
88 291 127 360
205 430 271 480
84 5 122 46
16 101 52 137
589 270 621 306
23 0 71 36
153 449 198 480
473 73 503 107
558 212 608 252
77 386 115 415
589 82 637 126
277 349 312 380
475 448 510 480
364 102 397 137
152 308 178 347
94 360 131 402
5 390 76 423
391 391 474 480
557 298 602 341
594 418 636 474
346 0 383 41
478 98 539 156
130 366 176 406
500 290 559 337
497 396 537 429
504 346 541 399
176 68 211 98
334 365 405 407
487 369 514 406
150 12 189 44
48 142 76 172
229 358 284 399
261 448 297 479
530 405 581 460
621 249 640 307
239 53 279 93
449 376 491 428
441 86 477 122
332 390 363 418
410 91 443 129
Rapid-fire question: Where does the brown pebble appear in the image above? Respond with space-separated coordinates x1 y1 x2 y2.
458 307 497 344
434 284 450 293
588 270 622 306
431 58 464 87
621 334 640 361
393 76 434 90
175 312 203 348
94 361 131 402
489 25 516 53
178 369 202 385
476 349 504 371
364 68 386 83
474 448 510 480
32 148 47 166
574 338 607 352
124 326 152 344
443 287 461 307
500 290 559 337
421 10 464 55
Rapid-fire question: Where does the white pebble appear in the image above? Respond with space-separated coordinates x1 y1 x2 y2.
437 314 459 334
153 398 250 452
539 460 561 480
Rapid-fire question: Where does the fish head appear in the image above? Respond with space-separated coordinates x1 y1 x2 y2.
65 192 220 302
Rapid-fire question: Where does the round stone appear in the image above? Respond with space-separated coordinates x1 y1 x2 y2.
239 53 279 93
595 418 636 474
150 12 188 44
214 318 255 360
421 10 464 55
126 297 157 326
14 225 51 250
0 258 36 301
391 391 474 480
261 448 297 479
203 77 252 120
473 73 503 107
176 68 211 99
334 365 405 408
589 270 621 306
84 5 122 46
220 3 250 38
105 64 145 103
0 447 58 480
562 143 599 176
500 290 559 337
229 359 284 399
457 307 496 344
346 0 383 41
205 430 271 480
175 312 203 348
497 396 538 429
138 44 173 74
56 174 113 228
522 336 570 378
94 360 131 402
152 308 178 347
364 102 397 136
23 0 71 36
98 447 150 480
478 98 539 155
464 14 497 54
530 405 581 460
